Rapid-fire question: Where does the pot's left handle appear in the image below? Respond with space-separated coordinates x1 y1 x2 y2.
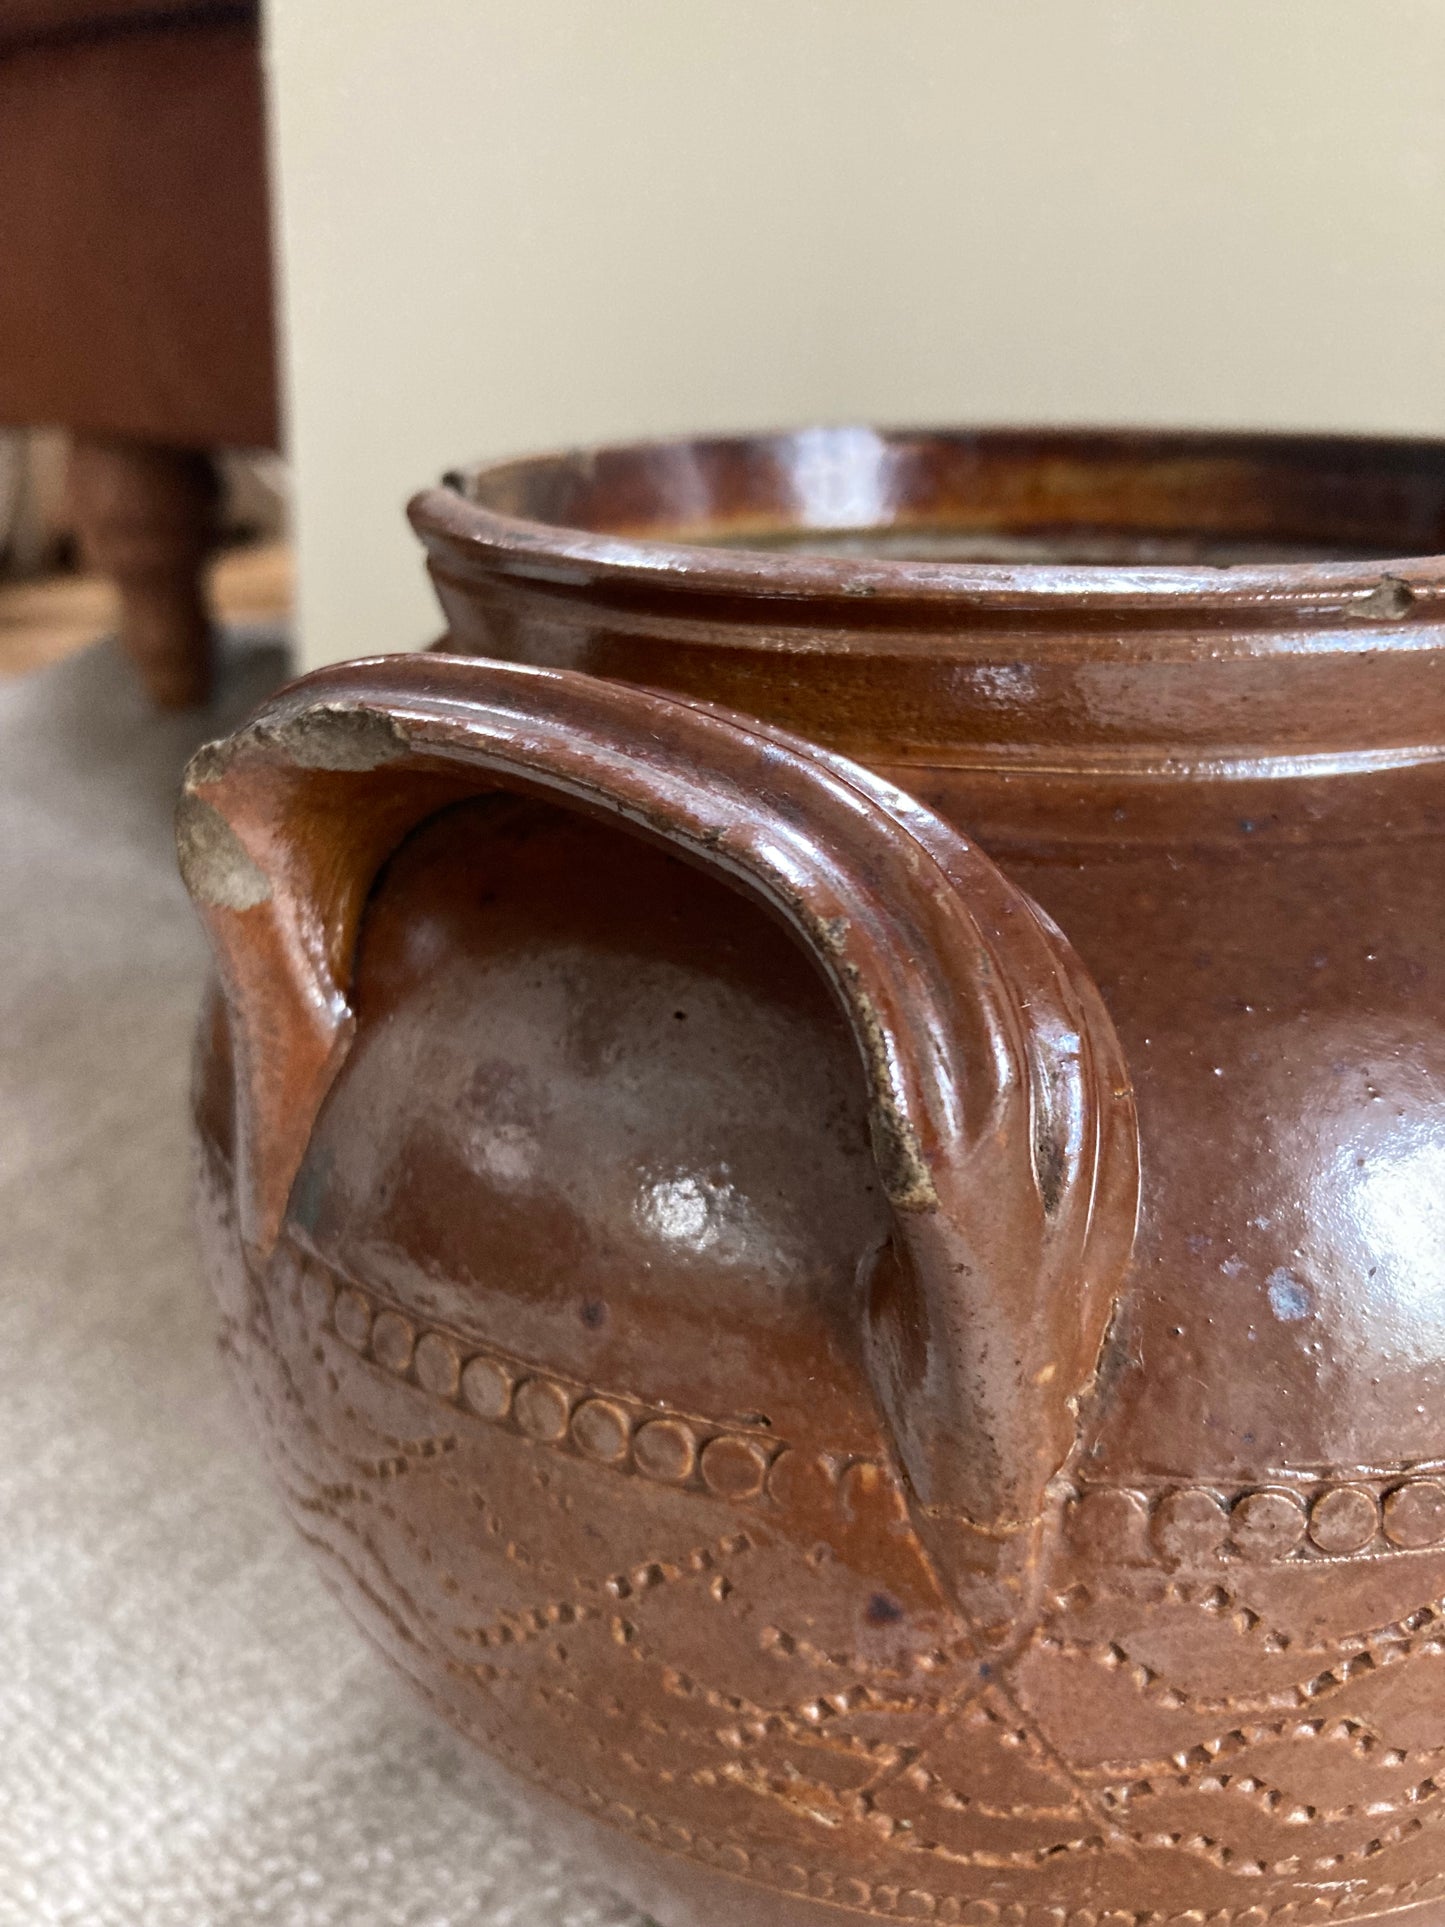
179 653 1138 1639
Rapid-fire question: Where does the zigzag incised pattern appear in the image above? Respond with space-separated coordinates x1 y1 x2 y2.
206 1237 1445 1926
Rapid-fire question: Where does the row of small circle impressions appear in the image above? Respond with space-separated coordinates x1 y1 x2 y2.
312 1272 785 1504
1069 1476 1445 1564
309 1268 1445 1559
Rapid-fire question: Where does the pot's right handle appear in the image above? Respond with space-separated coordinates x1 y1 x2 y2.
179 654 1138 1640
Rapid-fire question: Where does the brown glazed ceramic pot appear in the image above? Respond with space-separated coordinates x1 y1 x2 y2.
182 428 1445 1927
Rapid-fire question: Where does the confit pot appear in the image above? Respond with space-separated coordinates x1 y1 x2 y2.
180 427 1445 1927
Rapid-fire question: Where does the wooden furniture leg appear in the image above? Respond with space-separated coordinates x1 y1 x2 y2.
69 435 221 707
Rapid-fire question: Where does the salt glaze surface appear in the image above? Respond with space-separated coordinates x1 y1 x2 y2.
185 428 1445 1926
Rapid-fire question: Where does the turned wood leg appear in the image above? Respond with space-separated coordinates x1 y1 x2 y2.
68 436 222 708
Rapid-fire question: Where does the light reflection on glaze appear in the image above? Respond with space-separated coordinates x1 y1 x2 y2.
634 1171 761 1262
1276 1019 1445 1375
1313 1134 1445 1366
464 1119 541 1187
784 425 891 533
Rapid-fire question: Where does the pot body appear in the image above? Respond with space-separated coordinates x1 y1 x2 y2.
191 429 1445 1927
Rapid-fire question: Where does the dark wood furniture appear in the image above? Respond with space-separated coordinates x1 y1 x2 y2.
0 1 279 704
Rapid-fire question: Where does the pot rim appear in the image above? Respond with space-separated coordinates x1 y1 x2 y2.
413 423 1445 628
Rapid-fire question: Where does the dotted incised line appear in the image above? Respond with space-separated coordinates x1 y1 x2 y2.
1067 1476 1445 1566
302 1257 894 1510
1117 1775 1445 1882
1049 1579 1445 1682
758 1621 961 1686
238 1254 1445 1919
1043 1616 1445 1723
713 1754 1108 1871
332 1627 1445 1927
618 1621 948 1747
1104 1757 1445 1832
304 1482 1445 1922
455 1530 753 1657
1077 1714 1440 1793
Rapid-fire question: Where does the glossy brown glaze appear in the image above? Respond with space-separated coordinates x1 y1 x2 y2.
187 428 1445 1926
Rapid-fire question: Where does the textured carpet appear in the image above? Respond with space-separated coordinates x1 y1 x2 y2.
0 635 646 1927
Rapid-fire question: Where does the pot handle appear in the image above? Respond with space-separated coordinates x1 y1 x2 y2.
179 654 1138 1621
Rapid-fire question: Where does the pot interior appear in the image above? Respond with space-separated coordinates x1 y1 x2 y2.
456 426 1445 567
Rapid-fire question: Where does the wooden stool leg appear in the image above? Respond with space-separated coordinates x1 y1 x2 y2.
69 436 222 708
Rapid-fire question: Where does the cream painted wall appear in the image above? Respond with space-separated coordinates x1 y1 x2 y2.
266 0 1445 669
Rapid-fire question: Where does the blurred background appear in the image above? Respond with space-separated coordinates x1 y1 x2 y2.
5 0 1445 688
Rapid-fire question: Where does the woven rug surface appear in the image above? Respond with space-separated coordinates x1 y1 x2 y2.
0 635 646 1927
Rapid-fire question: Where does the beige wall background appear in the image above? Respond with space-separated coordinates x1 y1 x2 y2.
266 0 1445 670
